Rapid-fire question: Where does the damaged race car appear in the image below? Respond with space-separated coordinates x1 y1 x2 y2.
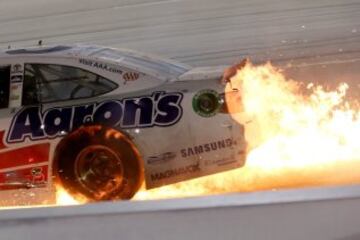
0 44 247 203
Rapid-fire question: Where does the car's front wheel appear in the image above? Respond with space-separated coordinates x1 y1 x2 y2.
53 125 143 201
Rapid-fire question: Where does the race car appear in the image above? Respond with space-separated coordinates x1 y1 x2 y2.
0 44 247 203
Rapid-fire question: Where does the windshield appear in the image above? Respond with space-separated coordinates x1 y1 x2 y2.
91 48 191 79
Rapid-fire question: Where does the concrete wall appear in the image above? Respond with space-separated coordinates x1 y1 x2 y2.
1 185 360 240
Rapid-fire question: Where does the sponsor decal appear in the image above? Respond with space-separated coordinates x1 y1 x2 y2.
192 89 222 117
150 163 200 181
11 85 19 90
0 140 49 190
10 75 23 83
123 72 140 83
180 138 237 158
0 165 48 190
10 95 20 101
79 58 123 74
30 167 46 184
147 152 176 165
204 155 236 167
11 64 22 74
7 92 183 143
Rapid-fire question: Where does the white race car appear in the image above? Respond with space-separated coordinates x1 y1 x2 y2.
0 44 247 203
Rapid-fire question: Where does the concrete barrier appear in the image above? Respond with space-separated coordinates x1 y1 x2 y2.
1 185 360 240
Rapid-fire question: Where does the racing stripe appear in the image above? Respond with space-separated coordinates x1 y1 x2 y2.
0 143 50 170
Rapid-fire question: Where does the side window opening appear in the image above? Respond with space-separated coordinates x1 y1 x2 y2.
22 64 117 105
0 66 10 109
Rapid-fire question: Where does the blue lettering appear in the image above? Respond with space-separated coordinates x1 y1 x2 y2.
72 105 94 130
44 108 72 136
7 92 183 143
123 98 153 127
155 94 182 125
93 101 123 126
8 107 44 142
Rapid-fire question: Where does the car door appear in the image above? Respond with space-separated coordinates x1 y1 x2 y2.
18 62 119 138
0 64 49 191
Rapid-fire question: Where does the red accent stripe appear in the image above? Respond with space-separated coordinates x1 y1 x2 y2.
0 143 50 170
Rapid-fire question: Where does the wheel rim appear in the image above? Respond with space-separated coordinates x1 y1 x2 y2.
74 145 124 199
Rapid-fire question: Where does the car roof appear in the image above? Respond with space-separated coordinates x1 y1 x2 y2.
0 44 191 80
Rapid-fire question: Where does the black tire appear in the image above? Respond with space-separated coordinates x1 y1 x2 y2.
53 125 143 201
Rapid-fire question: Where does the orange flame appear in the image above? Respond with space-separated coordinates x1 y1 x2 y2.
133 61 360 200
54 61 360 203
55 186 88 206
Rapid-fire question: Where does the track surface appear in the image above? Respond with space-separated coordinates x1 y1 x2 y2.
1 0 360 66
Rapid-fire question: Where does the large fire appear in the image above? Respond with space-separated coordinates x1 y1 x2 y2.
57 61 360 204
133 61 360 201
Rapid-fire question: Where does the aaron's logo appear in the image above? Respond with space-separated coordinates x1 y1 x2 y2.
8 92 183 142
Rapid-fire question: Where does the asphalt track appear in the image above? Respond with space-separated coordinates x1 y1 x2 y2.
1 0 360 67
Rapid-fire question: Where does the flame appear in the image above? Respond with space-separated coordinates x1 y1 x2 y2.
133 61 360 200
53 61 360 203
55 186 84 206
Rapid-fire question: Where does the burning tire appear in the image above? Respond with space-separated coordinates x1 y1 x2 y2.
53 125 143 201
